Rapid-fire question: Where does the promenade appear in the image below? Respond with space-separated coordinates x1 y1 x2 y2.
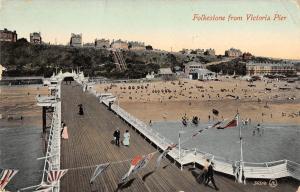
60 83 298 192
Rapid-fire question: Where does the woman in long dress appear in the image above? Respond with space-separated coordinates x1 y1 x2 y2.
123 130 130 146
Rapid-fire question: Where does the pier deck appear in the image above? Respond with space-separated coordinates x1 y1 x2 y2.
60 83 298 192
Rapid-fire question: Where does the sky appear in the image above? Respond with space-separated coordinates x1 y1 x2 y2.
0 0 300 59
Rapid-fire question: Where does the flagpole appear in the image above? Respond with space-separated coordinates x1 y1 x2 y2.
238 113 244 184
178 130 182 171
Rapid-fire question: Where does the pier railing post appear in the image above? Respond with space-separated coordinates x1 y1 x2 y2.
42 106 46 133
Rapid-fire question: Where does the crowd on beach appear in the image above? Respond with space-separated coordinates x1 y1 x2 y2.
94 77 300 124
96 77 299 103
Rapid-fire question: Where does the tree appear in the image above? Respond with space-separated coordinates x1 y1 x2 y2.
146 45 153 50
16 38 28 44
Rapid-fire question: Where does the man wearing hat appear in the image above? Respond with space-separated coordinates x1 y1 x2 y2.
205 161 219 191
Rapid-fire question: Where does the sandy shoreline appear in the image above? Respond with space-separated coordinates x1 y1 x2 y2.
0 85 48 128
94 77 300 124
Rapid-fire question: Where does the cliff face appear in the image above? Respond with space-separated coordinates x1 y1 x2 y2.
0 41 219 78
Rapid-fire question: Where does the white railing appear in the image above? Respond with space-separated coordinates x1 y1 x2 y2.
40 84 62 192
87 86 300 181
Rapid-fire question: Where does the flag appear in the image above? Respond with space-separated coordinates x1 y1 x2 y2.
192 129 205 137
167 144 177 149
121 155 142 182
47 169 68 183
90 163 110 184
211 120 223 128
217 114 238 129
0 168 18 190
121 153 154 182
34 186 53 192
156 149 170 169
132 153 154 174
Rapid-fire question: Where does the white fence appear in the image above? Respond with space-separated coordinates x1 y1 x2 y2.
38 84 62 192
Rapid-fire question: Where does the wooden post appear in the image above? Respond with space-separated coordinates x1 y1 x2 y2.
194 148 196 168
42 106 46 133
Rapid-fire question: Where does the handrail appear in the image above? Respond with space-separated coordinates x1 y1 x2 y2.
38 83 62 192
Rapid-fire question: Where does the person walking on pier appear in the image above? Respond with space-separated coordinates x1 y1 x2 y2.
205 162 219 191
198 159 210 184
123 130 130 146
113 128 120 146
61 122 65 136
78 104 84 115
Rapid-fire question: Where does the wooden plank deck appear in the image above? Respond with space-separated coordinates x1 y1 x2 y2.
60 83 298 192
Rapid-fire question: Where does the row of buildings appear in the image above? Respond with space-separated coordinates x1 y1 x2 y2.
246 62 296 76
180 48 216 56
158 61 296 81
156 61 217 81
70 33 146 50
0 29 146 50
0 28 251 58
0 28 42 44
180 47 252 59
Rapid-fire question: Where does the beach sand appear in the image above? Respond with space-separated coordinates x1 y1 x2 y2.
0 85 49 128
94 77 300 124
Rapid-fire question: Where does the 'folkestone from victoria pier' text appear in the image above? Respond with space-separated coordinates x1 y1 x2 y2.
192 14 287 22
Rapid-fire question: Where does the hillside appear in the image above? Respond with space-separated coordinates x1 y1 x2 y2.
0 40 221 78
2 40 293 79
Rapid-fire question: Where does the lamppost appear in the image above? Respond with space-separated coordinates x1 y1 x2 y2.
178 130 183 171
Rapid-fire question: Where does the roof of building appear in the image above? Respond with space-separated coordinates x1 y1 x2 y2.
113 39 127 43
159 68 173 75
95 38 109 42
30 32 41 36
246 62 295 67
0 28 16 33
184 61 205 66
192 68 215 75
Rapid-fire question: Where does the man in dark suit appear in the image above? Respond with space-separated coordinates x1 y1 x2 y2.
113 129 120 146
205 162 219 191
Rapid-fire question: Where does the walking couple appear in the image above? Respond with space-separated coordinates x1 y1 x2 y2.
113 128 130 147
198 159 219 191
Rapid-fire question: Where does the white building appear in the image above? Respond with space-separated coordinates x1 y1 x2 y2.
129 41 145 50
146 72 155 80
111 39 128 50
70 33 82 47
184 61 216 80
95 38 110 49
246 62 296 76
30 32 42 44
225 48 242 57
204 48 215 56
159 68 175 80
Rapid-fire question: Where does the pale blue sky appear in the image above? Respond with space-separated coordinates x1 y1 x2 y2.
0 0 299 59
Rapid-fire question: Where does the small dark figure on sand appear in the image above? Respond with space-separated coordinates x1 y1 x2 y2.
192 116 199 126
